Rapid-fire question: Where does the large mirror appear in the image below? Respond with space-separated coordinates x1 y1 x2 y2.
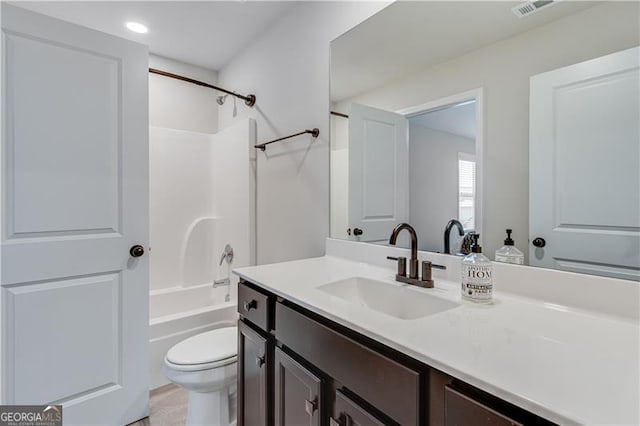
330 1 640 280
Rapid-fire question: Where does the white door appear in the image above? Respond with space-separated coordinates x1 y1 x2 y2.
529 47 639 281
348 103 408 242
1 5 149 424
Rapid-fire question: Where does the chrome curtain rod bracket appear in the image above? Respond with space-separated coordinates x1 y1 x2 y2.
255 128 320 151
149 68 256 107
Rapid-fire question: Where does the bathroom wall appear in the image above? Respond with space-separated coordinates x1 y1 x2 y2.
149 54 218 134
217 2 391 264
409 125 475 253
332 1 639 258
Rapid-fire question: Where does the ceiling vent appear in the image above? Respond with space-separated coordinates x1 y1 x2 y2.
512 0 557 18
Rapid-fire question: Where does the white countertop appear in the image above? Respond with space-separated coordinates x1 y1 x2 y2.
234 251 640 425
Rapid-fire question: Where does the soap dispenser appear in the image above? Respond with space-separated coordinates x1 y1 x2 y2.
461 233 493 303
495 229 524 265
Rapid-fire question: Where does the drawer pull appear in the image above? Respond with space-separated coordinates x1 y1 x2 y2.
304 398 317 416
255 355 265 367
243 300 257 311
330 416 351 426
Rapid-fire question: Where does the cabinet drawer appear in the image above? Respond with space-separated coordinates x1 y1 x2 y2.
331 389 387 426
445 386 522 426
276 302 420 426
238 281 271 331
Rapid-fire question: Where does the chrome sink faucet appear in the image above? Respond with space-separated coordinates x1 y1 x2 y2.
388 223 434 288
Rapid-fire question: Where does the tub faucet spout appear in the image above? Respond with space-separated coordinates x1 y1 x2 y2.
213 278 230 287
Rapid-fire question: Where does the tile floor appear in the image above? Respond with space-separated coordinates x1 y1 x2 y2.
129 384 188 426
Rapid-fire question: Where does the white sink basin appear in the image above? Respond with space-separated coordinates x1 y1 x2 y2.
317 277 459 320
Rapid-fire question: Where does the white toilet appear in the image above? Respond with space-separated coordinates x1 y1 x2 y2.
165 326 238 426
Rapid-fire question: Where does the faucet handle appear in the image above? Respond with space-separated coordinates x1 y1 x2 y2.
421 261 435 287
387 256 407 277
219 244 234 266
422 261 432 280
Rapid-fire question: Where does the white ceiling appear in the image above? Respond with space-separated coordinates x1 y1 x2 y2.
410 101 476 140
331 1 600 101
10 1 297 71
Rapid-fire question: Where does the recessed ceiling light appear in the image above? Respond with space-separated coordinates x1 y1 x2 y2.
125 22 148 34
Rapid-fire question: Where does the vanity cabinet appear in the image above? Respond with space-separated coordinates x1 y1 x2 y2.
275 301 419 425
237 279 555 426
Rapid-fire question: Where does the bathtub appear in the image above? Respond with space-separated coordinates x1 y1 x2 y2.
149 282 237 389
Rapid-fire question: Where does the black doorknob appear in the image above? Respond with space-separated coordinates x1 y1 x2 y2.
532 237 546 248
353 228 363 236
129 245 145 258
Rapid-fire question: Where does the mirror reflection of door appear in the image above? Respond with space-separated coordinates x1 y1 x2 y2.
347 103 409 243
530 47 640 281
331 99 478 251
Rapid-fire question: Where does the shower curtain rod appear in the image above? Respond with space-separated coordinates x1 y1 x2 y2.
330 111 349 118
255 128 320 151
149 68 256 107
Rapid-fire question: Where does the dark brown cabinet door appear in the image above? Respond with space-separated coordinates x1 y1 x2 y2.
274 347 322 426
238 320 271 426
445 386 522 426
330 389 387 426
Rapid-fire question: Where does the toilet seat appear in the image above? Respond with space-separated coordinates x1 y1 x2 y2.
166 355 237 372
166 326 237 372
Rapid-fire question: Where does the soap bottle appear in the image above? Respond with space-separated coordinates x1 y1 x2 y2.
461 234 493 303
494 229 524 265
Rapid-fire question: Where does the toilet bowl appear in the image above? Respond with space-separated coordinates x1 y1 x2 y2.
165 326 238 426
